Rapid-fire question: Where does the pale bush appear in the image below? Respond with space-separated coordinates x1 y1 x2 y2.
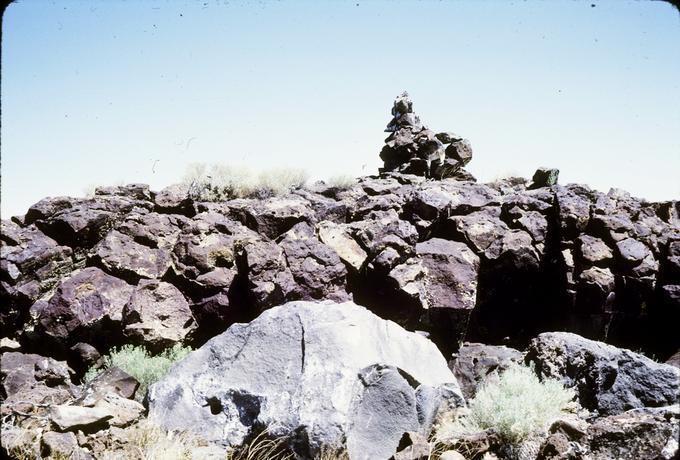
85 344 191 402
255 168 309 198
183 163 308 201
435 364 575 446
324 174 356 189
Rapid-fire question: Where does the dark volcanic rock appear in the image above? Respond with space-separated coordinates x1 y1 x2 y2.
1 223 74 335
28 267 134 352
89 212 187 282
171 212 258 296
80 366 139 401
122 280 197 351
236 239 297 312
0 352 75 417
5 92 680 376
94 183 152 201
528 167 559 189
416 238 480 345
229 194 315 240
1 352 73 398
28 194 153 249
526 332 680 415
379 92 475 181
450 343 523 400
576 235 614 267
90 230 173 282
154 183 194 215
279 223 350 302
587 406 679 460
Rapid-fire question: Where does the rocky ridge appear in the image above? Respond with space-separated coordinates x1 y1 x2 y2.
1 93 679 459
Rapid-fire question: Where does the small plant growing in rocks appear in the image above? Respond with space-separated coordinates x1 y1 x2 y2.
183 162 308 201
434 363 576 459
85 344 192 402
324 174 356 189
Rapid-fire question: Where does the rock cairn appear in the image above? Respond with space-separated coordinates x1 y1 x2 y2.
379 91 475 181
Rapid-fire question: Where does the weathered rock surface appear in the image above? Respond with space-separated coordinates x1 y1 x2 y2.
2 93 680 459
526 332 680 415
586 405 679 460
40 431 80 458
380 92 475 181
50 405 113 432
0 352 73 398
122 280 196 350
28 267 134 351
450 343 523 400
88 211 186 283
80 366 139 401
416 238 480 345
278 222 350 302
1 223 74 333
148 301 464 459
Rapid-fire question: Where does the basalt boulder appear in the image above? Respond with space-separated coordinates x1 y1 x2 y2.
526 332 680 416
148 301 464 459
1 222 74 334
27 267 134 352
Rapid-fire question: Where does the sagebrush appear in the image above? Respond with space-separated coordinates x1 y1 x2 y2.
183 163 308 201
435 363 575 446
85 344 191 402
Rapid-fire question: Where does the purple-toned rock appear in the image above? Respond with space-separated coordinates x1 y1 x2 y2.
279 223 350 302
122 280 196 350
416 238 480 343
236 239 297 311
30 267 133 349
90 230 173 281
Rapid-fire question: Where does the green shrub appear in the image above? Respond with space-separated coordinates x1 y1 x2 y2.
183 163 308 201
85 344 192 402
435 363 575 446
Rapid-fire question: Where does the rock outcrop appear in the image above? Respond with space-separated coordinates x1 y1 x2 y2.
526 332 680 415
380 92 475 181
148 301 464 459
1 93 679 459
2 95 678 363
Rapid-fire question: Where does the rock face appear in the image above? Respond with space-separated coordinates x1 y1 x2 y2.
450 342 523 400
379 92 475 181
148 301 464 459
28 267 134 351
586 406 679 460
2 93 678 364
526 332 680 415
122 280 196 351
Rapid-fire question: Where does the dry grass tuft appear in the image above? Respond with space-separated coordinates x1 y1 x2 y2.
225 430 293 460
183 163 308 201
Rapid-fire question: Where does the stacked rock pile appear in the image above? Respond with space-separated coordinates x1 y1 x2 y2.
379 91 475 181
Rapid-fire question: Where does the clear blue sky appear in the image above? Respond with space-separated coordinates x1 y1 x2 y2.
2 0 679 217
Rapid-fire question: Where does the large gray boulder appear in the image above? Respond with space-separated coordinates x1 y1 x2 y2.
148 301 464 459
526 332 680 416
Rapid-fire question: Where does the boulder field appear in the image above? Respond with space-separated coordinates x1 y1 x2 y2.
1 94 679 459
3 165 678 360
